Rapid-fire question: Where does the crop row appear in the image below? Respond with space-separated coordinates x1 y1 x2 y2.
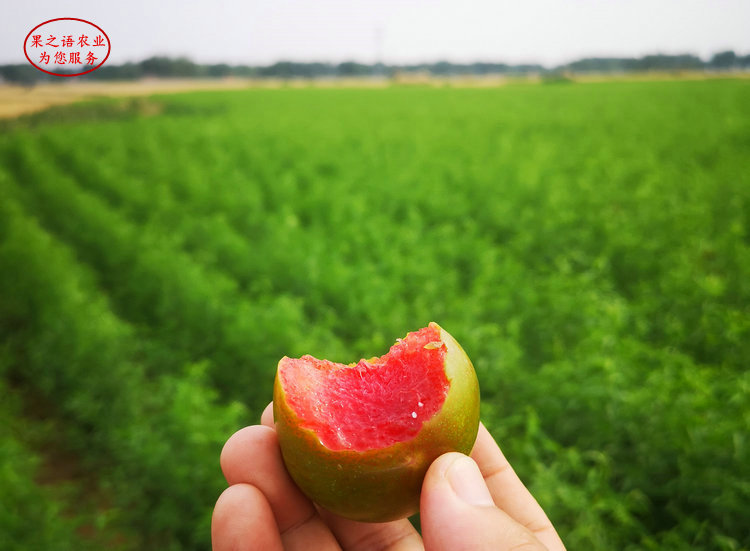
0 182 246 549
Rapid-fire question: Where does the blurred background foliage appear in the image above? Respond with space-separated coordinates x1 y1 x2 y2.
2 50 749 85
1 79 749 550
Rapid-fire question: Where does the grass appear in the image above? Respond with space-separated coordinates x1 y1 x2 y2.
0 78 749 550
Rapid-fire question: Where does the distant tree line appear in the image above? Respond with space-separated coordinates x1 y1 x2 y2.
2 50 749 85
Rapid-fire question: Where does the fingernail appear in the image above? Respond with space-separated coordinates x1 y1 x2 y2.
446 455 495 507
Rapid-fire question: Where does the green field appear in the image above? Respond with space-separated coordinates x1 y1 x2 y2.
1 79 749 550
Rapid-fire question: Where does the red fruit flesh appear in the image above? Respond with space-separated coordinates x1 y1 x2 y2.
279 325 450 451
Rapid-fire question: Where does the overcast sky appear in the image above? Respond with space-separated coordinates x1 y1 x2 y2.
5 0 750 67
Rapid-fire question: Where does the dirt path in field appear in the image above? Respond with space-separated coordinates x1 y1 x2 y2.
0 77 411 119
0 78 265 119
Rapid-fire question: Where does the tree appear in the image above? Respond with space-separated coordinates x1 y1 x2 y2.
709 50 738 69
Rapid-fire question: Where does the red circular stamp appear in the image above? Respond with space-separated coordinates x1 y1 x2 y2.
24 18 111 77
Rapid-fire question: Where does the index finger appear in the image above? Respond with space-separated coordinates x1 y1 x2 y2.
471 423 566 550
261 401 274 428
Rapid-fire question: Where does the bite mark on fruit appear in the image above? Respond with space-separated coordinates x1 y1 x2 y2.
279 325 449 451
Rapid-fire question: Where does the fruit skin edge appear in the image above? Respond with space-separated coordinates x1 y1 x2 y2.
273 323 481 522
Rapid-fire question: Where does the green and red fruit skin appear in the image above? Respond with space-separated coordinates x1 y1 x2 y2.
273 322 480 522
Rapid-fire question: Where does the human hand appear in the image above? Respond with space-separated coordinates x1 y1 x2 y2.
212 403 566 551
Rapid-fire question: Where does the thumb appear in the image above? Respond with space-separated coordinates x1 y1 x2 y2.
420 453 547 551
